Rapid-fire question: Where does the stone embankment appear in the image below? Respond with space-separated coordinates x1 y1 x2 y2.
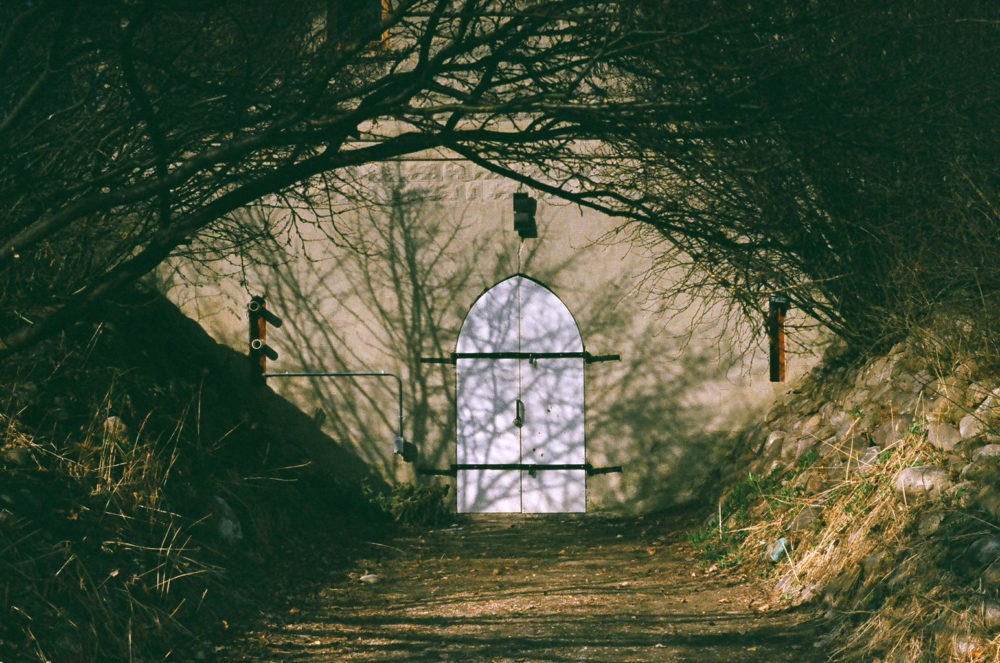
730 334 1000 660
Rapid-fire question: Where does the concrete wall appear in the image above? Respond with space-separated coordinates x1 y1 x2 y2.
160 156 804 511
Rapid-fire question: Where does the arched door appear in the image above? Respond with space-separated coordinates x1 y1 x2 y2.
456 275 586 513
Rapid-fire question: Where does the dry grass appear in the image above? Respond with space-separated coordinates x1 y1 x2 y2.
700 328 1000 662
0 293 394 663
0 293 385 662
1 386 226 662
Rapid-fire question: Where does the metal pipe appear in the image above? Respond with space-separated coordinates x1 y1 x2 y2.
263 371 405 453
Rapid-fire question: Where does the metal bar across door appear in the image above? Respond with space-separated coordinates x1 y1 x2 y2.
418 463 623 476
421 352 620 364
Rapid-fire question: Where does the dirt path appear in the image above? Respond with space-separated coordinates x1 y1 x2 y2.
219 513 823 662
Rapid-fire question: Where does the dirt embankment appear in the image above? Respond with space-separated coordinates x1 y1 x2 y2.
0 288 386 663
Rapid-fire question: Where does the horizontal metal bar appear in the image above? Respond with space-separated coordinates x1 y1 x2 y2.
419 352 621 365
416 466 458 476
585 354 621 363
586 465 625 475
455 352 586 360
416 463 623 476
454 463 590 471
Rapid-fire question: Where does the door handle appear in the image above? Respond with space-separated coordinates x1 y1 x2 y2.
513 398 524 428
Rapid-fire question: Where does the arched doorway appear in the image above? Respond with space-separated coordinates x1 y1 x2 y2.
455 275 586 513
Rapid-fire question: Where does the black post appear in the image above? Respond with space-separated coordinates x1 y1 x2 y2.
768 293 790 382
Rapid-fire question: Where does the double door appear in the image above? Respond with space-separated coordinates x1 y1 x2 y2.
455 276 586 513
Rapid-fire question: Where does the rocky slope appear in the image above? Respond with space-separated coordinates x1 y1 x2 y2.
710 325 1000 661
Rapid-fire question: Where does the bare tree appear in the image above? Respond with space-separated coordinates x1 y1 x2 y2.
600 0 1000 350
3 0 995 358
0 0 657 355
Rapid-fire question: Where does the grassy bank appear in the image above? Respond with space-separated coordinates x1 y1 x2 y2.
1 286 387 662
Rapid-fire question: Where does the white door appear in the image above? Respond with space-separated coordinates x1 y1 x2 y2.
456 275 586 513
